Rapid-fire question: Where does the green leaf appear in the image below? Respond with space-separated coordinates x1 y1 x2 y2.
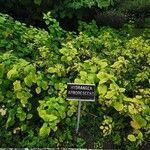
6 110 15 128
110 0 114 6
128 105 137 114
130 120 141 129
50 122 58 132
36 87 41 94
21 124 27 131
67 110 73 117
24 64 36 74
16 109 26 121
105 91 115 99
146 116 150 121
119 88 125 93
27 114 33 119
37 80 48 90
138 131 143 140
80 71 87 78
16 91 32 105
127 134 136 142
20 98 28 105
24 73 36 87
134 115 147 127
42 114 58 122
113 102 124 111
0 64 4 78
99 61 108 69
0 15 6 23
13 80 22 91
111 61 121 69
98 84 107 96
34 0 42 5
97 0 110 8
16 92 22 99
0 92 4 102
97 72 108 84
48 67 56 73
110 83 119 91
39 123 50 137
7 68 18 79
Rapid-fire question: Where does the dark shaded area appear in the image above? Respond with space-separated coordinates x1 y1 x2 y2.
0 0 150 31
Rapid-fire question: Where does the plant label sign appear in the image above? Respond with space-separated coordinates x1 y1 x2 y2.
66 83 95 133
67 83 95 101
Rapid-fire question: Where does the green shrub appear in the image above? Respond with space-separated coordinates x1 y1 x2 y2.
0 12 150 149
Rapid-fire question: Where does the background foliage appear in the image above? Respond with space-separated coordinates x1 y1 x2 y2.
0 0 150 30
0 12 150 149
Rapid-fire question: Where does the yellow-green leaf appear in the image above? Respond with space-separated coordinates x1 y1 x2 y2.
13 80 22 91
130 120 141 129
98 84 107 96
113 102 124 111
127 134 136 142
105 91 114 99
39 123 50 137
36 87 41 94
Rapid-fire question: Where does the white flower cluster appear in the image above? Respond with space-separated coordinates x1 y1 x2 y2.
0 105 7 116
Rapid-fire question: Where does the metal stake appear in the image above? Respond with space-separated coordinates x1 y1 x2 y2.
76 100 82 133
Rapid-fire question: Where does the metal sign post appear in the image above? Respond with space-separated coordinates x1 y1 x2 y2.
66 83 95 133
76 100 81 133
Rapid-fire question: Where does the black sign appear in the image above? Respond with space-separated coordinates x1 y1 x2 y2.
67 83 95 101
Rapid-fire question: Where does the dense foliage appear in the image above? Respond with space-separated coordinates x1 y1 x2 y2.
0 12 150 149
0 0 149 29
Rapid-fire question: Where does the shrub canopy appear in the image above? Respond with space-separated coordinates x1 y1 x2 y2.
0 12 150 149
